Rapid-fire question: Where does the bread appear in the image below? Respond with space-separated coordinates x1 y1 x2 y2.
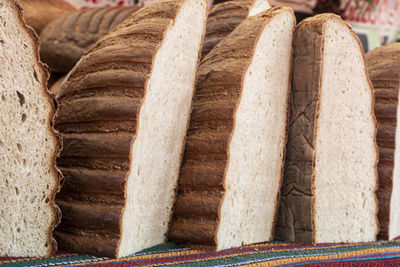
19 0 76 34
0 0 61 257
40 6 140 73
274 14 378 243
201 0 270 59
366 43 400 240
55 0 208 257
169 7 295 251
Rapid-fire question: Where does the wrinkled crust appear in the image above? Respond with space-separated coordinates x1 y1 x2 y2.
10 0 62 256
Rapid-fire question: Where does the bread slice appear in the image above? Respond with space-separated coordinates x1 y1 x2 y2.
0 0 61 257
40 6 140 73
366 43 400 240
275 14 379 243
169 7 295 251
55 0 208 258
201 0 270 59
19 0 76 34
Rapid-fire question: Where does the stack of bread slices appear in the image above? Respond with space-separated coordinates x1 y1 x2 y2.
1 0 396 259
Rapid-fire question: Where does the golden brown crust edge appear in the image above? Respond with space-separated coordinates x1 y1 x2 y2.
10 0 62 256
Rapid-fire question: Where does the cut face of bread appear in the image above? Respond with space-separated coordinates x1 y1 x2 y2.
366 43 400 240
201 0 270 59
275 14 378 243
0 0 60 257
55 0 207 258
169 7 295 250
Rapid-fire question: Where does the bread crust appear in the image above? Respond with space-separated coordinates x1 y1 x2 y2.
275 14 379 243
55 0 205 257
169 7 294 249
366 43 400 239
40 6 140 72
6 0 62 256
19 0 76 34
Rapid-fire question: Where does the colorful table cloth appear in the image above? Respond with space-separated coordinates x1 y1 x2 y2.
2 241 400 266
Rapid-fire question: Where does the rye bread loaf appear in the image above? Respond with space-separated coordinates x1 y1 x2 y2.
201 0 270 59
40 6 140 73
55 0 208 257
0 0 61 257
366 43 400 240
169 7 295 251
274 14 379 243
19 0 76 34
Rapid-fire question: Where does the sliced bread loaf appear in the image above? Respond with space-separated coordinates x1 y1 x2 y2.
0 0 61 257
275 14 378 243
40 6 140 73
366 43 400 240
201 0 270 59
55 0 208 257
19 0 76 34
169 7 295 251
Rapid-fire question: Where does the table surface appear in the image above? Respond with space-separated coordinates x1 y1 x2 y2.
2 240 400 266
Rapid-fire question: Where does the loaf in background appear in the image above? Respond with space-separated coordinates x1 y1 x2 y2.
40 6 140 73
275 13 378 243
366 43 400 240
19 0 76 34
0 0 61 257
169 7 295 251
54 0 208 258
201 0 270 59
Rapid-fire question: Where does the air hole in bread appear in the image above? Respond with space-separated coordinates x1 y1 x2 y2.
16 227 21 233
1 95 5 101
23 159 26 166
16 91 25 106
15 187 19 195
21 113 27 122
17 143 22 152
33 69 38 82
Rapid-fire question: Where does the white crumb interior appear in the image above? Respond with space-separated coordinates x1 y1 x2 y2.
117 0 207 257
248 0 271 17
313 18 378 243
216 11 293 251
0 1 57 257
389 89 400 240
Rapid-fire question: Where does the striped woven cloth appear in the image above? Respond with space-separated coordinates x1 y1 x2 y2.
1 241 400 266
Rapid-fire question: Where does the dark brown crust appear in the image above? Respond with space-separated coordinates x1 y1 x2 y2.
55 0 204 257
169 7 294 249
275 14 379 243
19 0 76 34
366 43 400 239
8 0 62 256
40 6 140 72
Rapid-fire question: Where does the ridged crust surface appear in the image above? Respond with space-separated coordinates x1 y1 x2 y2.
366 43 400 240
169 7 290 249
55 0 184 257
2 0 62 256
19 0 76 34
275 14 378 243
40 6 140 72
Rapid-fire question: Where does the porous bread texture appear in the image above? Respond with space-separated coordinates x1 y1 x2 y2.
40 6 140 73
365 43 400 240
54 0 207 258
19 0 76 34
201 0 270 59
117 0 207 257
0 0 60 257
275 14 378 243
169 7 295 251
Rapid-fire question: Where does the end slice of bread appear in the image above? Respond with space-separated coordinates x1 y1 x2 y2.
0 0 61 257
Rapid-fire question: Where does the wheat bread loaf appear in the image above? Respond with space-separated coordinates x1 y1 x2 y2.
366 43 400 240
274 14 379 243
201 0 270 59
40 6 140 73
55 0 208 257
169 7 295 251
19 0 76 34
0 0 61 257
